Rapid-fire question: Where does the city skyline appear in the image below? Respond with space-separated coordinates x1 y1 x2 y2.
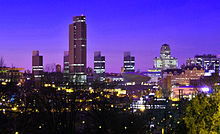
1 0 220 72
0 1 220 133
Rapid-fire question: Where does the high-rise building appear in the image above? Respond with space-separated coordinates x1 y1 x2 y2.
69 15 87 83
123 52 135 72
94 51 105 81
32 51 43 81
186 54 220 75
63 51 69 79
153 44 178 70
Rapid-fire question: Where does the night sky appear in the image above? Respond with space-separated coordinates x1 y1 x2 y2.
0 0 220 73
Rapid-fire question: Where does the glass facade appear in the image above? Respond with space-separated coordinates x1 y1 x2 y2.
153 44 178 70
123 52 135 72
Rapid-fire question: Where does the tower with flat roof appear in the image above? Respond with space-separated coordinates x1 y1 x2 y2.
123 52 135 72
94 51 105 81
69 15 87 83
32 50 43 81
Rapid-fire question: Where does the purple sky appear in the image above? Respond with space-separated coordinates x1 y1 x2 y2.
0 0 220 73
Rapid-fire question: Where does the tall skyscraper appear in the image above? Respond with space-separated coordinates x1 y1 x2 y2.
32 50 43 81
153 44 178 70
63 51 69 79
94 51 105 81
69 15 87 83
123 52 135 72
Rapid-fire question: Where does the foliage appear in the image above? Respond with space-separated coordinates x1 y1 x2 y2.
184 91 220 134
0 81 148 134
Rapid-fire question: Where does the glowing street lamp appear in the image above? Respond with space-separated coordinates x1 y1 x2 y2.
12 107 17 111
139 105 145 112
1 82 6 85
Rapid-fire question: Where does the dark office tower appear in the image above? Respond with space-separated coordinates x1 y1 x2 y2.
63 51 69 79
32 51 43 81
94 51 105 81
69 15 87 83
123 52 135 72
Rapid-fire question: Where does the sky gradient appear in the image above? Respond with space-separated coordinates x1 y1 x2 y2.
0 0 220 73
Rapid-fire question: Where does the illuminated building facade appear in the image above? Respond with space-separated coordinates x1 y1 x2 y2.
171 86 210 100
163 66 204 86
141 69 162 84
32 51 43 81
123 52 135 72
105 73 124 83
172 86 197 100
94 51 105 81
63 51 69 79
0 67 24 82
153 44 178 70
186 54 220 75
161 66 204 98
69 16 87 83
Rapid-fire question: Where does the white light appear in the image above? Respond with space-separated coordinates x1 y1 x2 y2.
149 93 155 96
201 87 209 92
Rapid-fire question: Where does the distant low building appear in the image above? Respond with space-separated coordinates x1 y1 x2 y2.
171 86 211 100
86 67 93 76
160 66 204 98
105 73 124 83
43 71 63 84
86 67 93 85
163 66 204 86
56 64 61 73
0 67 24 82
23 70 32 81
122 72 150 85
186 54 220 76
141 69 162 84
